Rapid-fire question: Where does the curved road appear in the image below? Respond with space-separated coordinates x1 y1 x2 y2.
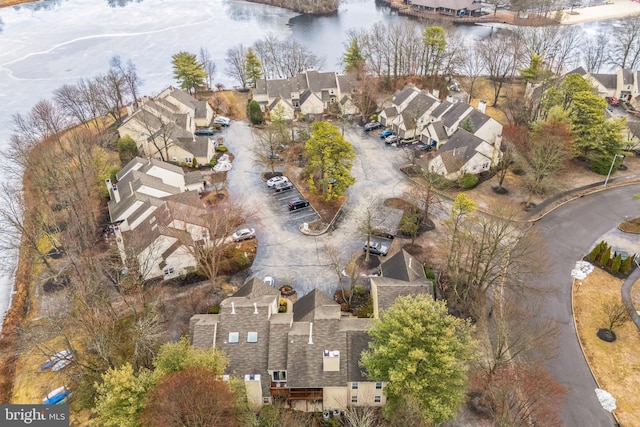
535 184 640 426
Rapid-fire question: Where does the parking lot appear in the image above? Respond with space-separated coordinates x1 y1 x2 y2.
265 179 320 233
221 121 412 296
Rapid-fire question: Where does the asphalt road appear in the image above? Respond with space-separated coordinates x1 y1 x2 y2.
221 122 412 296
535 184 640 427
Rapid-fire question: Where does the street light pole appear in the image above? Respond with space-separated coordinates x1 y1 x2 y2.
604 154 625 187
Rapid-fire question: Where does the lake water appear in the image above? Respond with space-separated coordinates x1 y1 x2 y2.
0 0 625 325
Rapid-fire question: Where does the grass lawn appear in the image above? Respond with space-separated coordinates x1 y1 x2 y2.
573 267 640 426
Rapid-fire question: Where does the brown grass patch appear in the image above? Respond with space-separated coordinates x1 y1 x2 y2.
619 217 640 234
573 268 640 426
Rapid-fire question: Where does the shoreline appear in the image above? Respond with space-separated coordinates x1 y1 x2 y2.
559 0 640 25
1 0 640 25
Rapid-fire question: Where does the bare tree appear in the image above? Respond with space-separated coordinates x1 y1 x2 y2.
475 295 559 380
478 33 524 106
110 55 141 110
198 47 217 90
225 44 248 89
355 193 389 263
584 33 609 73
602 298 630 332
608 15 640 69
458 46 484 103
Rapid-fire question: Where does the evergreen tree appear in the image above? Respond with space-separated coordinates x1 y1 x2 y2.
171 51 207 95
621 255 633 274
247 99 263 125
611 253 622 273
304 121 356 201
588 243 602 262
244 48 263 89
599 244 611 267
343 37 364 74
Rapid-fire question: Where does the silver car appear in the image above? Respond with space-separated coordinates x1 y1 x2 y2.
232 228 256 242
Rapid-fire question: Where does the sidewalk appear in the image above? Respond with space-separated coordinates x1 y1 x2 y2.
622 266 640 331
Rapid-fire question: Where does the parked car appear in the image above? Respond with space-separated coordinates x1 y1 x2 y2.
232 228 256 242
194 128 215 136
414 143 432 152
288 198 310 211
274 181 293 192
267 176 289 187
214 116 231 126
264 276 275 287
385 135 399 145
363 241 389 256
380 129 394 139
364 121 382 131
372 226 397 239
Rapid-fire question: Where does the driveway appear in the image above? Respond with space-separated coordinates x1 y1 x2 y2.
220 122 412 296
535 184 640 426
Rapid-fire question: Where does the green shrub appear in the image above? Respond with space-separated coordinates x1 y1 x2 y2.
207 158 217 167
353 285 366 297
117 135 139 164
588 241 605 261
621 255 633 274
610 254 622 273
425 268 436 280
599 245 611 266
248 99 263 125
216 145 228 152
589 154 619 175
209 305 220 314
458 173 479 189
511 162 526 175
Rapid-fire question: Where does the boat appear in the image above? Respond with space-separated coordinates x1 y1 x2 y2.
41 349 76 371
43 386 70 405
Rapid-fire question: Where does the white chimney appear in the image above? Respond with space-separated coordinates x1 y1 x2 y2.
129 181 134 196
478 100 487 114
254 302 258 314
432 88 439 98
105 179 113 201
308 322 313 345
446 95 454 103
231 302 236 314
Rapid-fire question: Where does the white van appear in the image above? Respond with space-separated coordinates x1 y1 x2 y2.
214 116 231 126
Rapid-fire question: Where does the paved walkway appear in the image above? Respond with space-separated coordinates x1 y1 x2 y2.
621 262 640 331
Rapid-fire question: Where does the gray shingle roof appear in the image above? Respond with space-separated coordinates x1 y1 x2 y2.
591 73 617 90
286 319 347 388
234 276 281 299
466 109 491 134
175 136 211 158
267 314 293 371
306 70 338 93
381 249 426 282
393 84 418 106
371 277 434 313
442 102 472 129
431 100 453 119
293 288 340 322
623 69 634 85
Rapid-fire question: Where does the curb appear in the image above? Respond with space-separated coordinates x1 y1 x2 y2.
571 274 622 426
299 196 348 236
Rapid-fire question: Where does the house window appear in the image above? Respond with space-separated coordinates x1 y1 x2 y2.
185 157 193 164
293 101 300 108
247 332 258 343
375 382 383 390
163 267 174 276
263 397 272 404
374 395 382 403
351 395 358 403
351 382 358 390
483 162 489 169
172 157 178 162
228 332 239 343
272 371 287 381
